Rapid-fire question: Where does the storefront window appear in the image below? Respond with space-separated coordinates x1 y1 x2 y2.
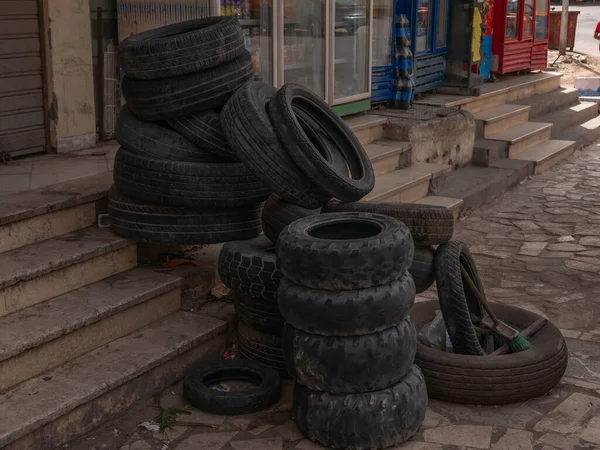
535 0 549 40
505 0 519 39
333 0 371 100
436 0 449 48
372 0 393 67
282 0 326 97
523 0 534 38
416 0 431 52
221 0 273 84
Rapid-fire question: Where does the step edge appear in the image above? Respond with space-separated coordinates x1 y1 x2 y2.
365 141 411 162
512 140 577 164
0 269 182 362
347 115 389 131
366 172 432 201
487 122 553 144
473 104 531 124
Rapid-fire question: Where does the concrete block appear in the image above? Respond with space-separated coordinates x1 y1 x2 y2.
574 77 600 91
472 139 508 166
515 87 579 118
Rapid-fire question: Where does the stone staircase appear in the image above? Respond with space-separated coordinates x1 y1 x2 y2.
0 173 228 450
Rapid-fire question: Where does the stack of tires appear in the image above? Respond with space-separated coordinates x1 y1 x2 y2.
217 236 288 376
109 17 268 245
277 212 428 450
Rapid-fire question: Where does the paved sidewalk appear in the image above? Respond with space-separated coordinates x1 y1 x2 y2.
70 144 600 450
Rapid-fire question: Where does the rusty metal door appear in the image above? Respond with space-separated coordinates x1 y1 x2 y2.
0 0 47 157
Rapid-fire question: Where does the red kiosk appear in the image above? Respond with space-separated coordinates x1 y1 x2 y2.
491 0 549 74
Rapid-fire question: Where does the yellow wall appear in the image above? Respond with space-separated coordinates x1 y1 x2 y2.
48 0 97 152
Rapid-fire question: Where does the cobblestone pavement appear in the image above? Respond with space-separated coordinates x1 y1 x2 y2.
70 145 600 450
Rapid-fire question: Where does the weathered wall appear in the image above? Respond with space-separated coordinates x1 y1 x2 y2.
48 0 97 152
385 110 476 169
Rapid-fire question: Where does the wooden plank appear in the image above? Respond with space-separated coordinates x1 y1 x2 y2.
0 110 44 133
0 75 43 95
0 19 39 36
0 56 41 76
0 128 45 153
0 92 44 114
0 1 38 16
0 38 40 56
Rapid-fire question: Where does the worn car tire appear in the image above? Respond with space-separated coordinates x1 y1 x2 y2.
113 148 269 208
237 323 288 376
218 236 281 300
233 291 284 335
413 300 568 405
261 194 321 244
323 201 454 245
115 105 220 162
435 240 486 356
411 245 436 294
122 51 254 120
293 365 427 449
277 212 414 290
221 81 329 209
167 110 239 161
119 17 246 80
108 186 262 244
283 318 416 393
268 83 374 201
183 359 281 415
277 273 415 336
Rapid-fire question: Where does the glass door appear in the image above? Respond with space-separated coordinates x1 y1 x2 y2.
435 0 449 50
534 0 549 41
505 0 521 40
522 0 534 39
416 0 432 53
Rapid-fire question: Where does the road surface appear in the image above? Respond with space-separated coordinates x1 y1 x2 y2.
554 4 600 55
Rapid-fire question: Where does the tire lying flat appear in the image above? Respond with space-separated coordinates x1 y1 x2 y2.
413 300 568 405
261 194 320 244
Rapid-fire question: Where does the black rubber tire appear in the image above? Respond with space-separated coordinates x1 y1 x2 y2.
233 291 284 336
435 240 487 356
268 83 374 202
107 186 262 244
277 212 414 290
413 300 568 405
277 273 415 336
115 105 220 163
283 318 416 393
221 81 329 209
218 236 281 301
261 194 321 244
322 201 454 245
183 359 281 415
122 51 254 120
167 110 239 161
113 148 269 208
411 245 436 294
119 17 246 80
237 323 288 376
293 365 427 450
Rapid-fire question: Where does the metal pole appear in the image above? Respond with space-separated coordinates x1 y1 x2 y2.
97 7 105 141
559 0 569 55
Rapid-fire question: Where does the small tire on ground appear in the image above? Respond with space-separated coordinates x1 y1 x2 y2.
411 245 436 294
413 300 568 405
118 17 246 80
277 212 414 290
218 236 280 301
183 359 281 415
108 186 262 244
268 83 374 202
293 365 427 449
233 291 284 335
435 240 487 356
283 318 416 393
113 148 270 208
322 201 454 245
261 194 320 244
277 273 415 336
221 81 329 209
237 323 288 377
122 51 254 120
167 110 239 161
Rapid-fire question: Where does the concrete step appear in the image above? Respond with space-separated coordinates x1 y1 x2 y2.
0 269 181 391
537 102 599 136
514 87 579 118
474 104 530 138
0 227 136 318
512 139 577 175
559 115 600 149
0 311 228 450
416 196 464 220
472 139 509 167
487 122 553 157
0 172 112 254
365 162 452 203
346 114 388 146
364 139 411 176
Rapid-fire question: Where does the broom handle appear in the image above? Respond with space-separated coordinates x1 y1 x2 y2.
460 265 500 325
488 318 548 356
